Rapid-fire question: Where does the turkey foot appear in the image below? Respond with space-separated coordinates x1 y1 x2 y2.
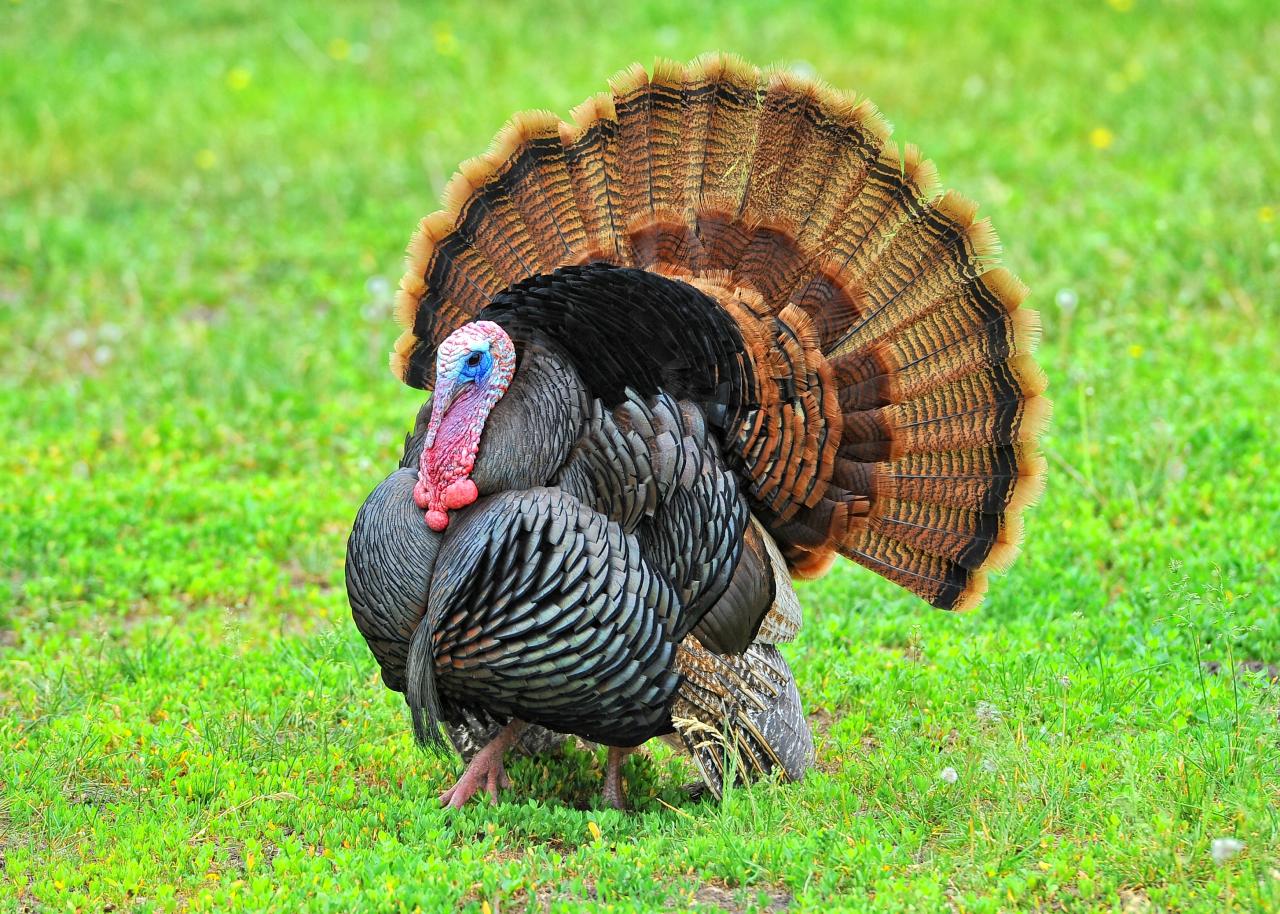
601 745 636 810
439 719 528 809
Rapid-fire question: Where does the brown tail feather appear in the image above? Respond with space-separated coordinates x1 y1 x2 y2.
561 93 625 263
392 56 1047 612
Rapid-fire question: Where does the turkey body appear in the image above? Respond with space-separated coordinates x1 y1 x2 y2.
346 55 1048 807
349 302 809 788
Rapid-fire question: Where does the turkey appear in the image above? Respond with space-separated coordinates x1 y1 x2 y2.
346 55 1048 809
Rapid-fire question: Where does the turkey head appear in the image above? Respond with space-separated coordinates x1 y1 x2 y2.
413 321 516 531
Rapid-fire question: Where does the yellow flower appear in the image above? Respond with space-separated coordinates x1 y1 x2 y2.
328 37 351 61
225 67 252 91
587 820 602 841
1107 0 1134 11
1089 127 1114 150
1128 344 1144 358
433 23 459 56
195 149 218 170
1260 205 1275 224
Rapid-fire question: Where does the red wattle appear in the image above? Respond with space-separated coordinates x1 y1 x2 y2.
426 509 450 531
443 478 479 510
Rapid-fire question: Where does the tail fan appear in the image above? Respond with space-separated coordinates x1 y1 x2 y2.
392 55 1048 611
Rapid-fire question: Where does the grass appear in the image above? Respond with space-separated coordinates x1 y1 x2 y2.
2 0 1278 910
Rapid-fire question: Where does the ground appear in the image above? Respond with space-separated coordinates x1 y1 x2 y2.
2 0 1278 911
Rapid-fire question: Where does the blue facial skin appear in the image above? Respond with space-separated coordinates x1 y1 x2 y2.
458 348 492 383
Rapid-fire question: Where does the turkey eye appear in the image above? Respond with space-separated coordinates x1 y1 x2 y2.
465 352 482 368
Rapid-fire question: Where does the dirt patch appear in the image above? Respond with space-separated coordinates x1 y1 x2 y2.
686 882 793 912
1119 887 1151 912
807 706 871 774
807 706 835 738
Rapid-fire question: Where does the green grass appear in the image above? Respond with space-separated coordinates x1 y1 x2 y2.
2 0 1278 910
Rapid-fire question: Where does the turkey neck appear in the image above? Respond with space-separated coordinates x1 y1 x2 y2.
399 333 587 496
468 333 588 495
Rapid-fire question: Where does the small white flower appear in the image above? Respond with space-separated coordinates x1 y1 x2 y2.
1211 837 1244 865
1057 675 1072 689
939 766 959 784
976 701 1002 723
981 757 999 774
1055 288 1079 312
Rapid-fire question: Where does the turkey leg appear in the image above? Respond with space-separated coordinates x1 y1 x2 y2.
439 719 528 808
602 745 637 810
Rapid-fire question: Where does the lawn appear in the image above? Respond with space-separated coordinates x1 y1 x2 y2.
2 0 1278 911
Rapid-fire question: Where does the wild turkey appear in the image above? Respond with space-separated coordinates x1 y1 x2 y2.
346 55 1048 808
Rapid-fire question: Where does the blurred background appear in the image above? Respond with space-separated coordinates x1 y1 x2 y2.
2 0 1277 910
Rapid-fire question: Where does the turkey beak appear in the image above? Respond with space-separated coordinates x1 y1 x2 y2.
436 378 472 421
423 379 472 449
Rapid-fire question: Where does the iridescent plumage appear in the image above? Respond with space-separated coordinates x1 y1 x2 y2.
347 55 1047 808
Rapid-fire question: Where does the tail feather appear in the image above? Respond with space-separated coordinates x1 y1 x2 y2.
506 113 589 265
691 54 761 221
815 142 940 294
676 58 715 234
562 93 624 263
392 56 1048 611
443 157 539 281
635 60 689 268
646 59 686 217
609 62 655 250
791 93 893 255
482 111 578 270
738 71 816 230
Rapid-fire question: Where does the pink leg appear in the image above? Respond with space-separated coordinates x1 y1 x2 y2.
602 745 637 810
439 719 528 809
